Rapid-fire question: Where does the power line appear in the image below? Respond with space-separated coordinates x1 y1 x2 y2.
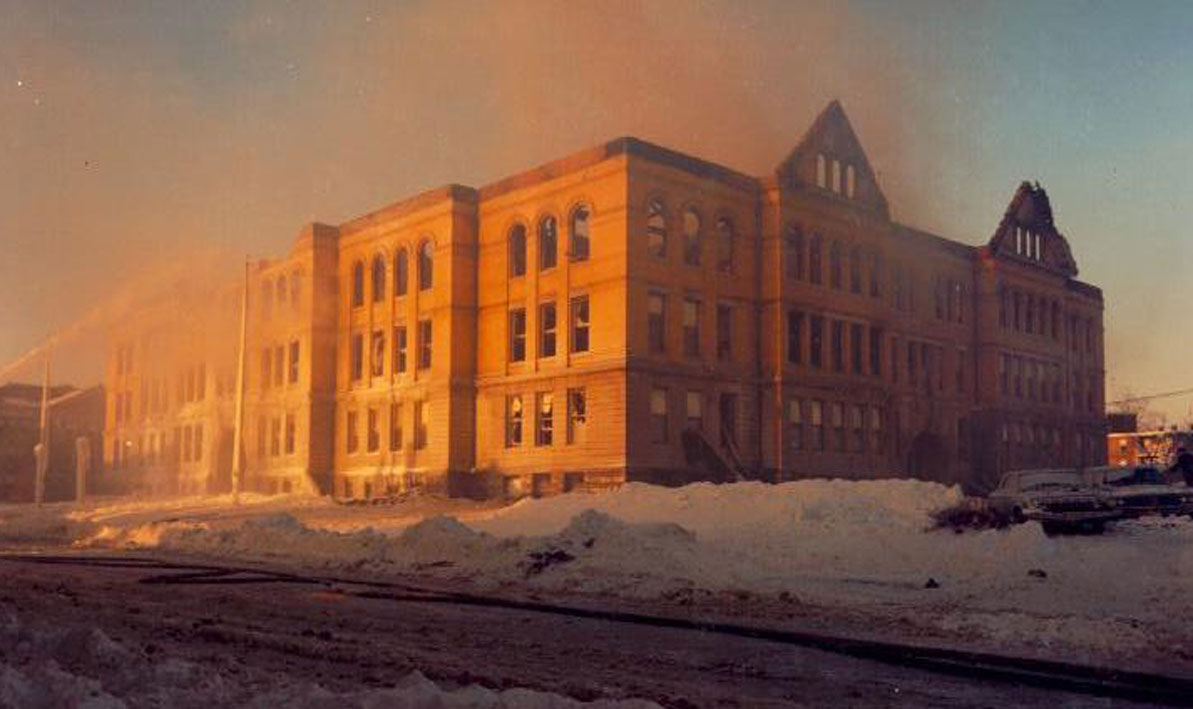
1107 387 1193 407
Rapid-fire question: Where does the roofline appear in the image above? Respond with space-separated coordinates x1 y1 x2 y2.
338 184 479 238
891 222 976 259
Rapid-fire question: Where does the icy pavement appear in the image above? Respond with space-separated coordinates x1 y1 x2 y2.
3 480 1193 674
0 602 658 708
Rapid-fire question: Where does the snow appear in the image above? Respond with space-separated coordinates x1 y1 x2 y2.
0 603 658 708
4 479 1193 671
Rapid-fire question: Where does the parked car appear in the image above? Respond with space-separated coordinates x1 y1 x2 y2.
987 469 1121 534
1083 465 1193 519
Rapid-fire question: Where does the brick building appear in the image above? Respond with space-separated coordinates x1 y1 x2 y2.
103 101 1106 497
0 383 105 502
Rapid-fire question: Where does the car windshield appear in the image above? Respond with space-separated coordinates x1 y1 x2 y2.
1018 472 1085 492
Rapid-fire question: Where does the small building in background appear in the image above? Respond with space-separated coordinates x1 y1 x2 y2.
1107 414 1193 468
0 383 105 503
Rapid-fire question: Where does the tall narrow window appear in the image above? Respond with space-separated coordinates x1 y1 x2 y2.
536 392 554 446
869 327 882 376
389 403 403 451
351 261 364 307
346 411 358 453
650 388 668 444
831 159 842 194
816 154 827 189
716 304 732 362
367 408 380 452
371 256 386 303
786 310 803 365
831 402 845 451
682 298 700 358
288 340 300 384
418 240 433 290
570 296 590 353
506 395 523 447
851 405 865 452
845 164 856 199
785 227 804 280
261 349 272 389
393 325 407 373
350 333 363 381
788 399 803 450
831 320 845 373
682 208 701 266
394 250 408 296
414 401 427 449
567 388 587 444
810 315 824 369
829 241 842 290
810 400 824 450
418 319 432 369
850 323 863 375
871 406 884 453
371 330 385 377
539 302 557 358
647 199 666 258
685 390 703 430
539 215 558 270
809 235 823 285
570 206 590 262
272 346 283 388
648 293 666 353
509 308 526 362
849 245 862 294
869 251 881 298
509 225 527 277
716 217 734 273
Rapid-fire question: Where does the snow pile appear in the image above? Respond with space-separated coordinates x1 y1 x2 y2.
0 604 657 708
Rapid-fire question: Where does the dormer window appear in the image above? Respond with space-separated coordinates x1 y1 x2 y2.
831 159 842 194
845 165 856 199
816 154 827 189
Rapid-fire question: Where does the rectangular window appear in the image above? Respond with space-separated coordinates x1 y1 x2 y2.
346 411 359 453
366 407 380 452
393 326 408 374
851 405 865 452
285 413 296 454
682 298 700 357
288 340 300 384
414 401 427 450
270 416 280 457
810 400 824 451
371 330 385 377
509 308 527 363
536 392 554 446
418 320 432 369
389 403 403 451
505 395 523 447
788 398 803 450
540 302 557 358
350 333 363 382
870 406 884 453
786 311 803 365
831 320 845 373
567 388 587 444
869 327 882 377
570 296 590 353
650 388 668 444
831 402 845 452
810 315 824 369
850 323 863 375
648 292 666 353
685 390 703 430
716 304 732 362
274 345 284 387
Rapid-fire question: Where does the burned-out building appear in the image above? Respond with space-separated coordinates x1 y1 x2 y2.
0 383 105 502
103 101 1106 497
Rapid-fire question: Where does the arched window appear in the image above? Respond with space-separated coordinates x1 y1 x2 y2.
569 206 590 262
646 198 666 258
845 164 856 199
809 234 823 285
715 217 734 273
508 224 527 277
1034 232 1042 260
816 154 827 189
290 270 302 307
682 208 701 266
394 249 408 296
831 160 842 194
539 215 558 270
784 226 804 280
829 240 842 289
350 261 364 307
418 240 433 291
371 255 386 303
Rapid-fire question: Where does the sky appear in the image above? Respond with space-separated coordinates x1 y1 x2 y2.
1 0 1191 418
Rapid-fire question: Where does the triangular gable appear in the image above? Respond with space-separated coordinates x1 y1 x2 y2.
776 100 889 217
987 181 1078 277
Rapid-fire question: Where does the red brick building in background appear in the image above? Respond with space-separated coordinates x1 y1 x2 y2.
102 101 1106 498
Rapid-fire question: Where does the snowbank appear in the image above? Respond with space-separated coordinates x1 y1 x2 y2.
0 604 657 708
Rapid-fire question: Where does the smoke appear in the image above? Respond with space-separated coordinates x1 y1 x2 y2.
1 1 957 388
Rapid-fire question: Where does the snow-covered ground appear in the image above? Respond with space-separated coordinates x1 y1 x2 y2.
0 602 658 708
3 480 1192 674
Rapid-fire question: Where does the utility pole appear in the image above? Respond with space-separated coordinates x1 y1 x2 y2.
230 259 249 504
34 349 51 506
